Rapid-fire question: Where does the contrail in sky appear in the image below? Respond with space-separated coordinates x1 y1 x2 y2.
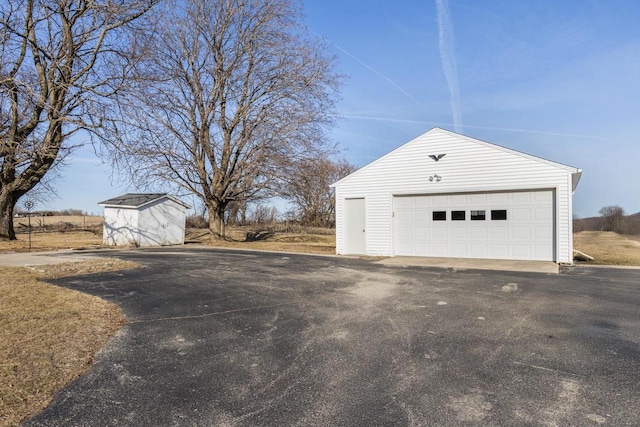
341 115 605 140
436 0 462 133
309 29 428 111
313 26 602 142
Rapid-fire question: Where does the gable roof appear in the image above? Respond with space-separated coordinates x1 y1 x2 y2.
98 193 191 209
332 127 582 190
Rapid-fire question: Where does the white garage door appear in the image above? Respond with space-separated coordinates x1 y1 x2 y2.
394 190 555 261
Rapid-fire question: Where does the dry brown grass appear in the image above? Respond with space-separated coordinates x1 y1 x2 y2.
574 231 640 266
186 227 336 255
0 231 103 253
35 258 139 280
0 258 136 427
2 216 104 254
13 215 103 230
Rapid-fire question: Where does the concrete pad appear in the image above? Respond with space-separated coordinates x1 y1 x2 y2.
0 249 94 267
376 256 560 274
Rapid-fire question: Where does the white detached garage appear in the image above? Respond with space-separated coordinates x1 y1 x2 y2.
99 193 190 247
332 128 582 264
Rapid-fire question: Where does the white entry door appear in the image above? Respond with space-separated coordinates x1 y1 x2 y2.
344 198 366 254
394 190 555 261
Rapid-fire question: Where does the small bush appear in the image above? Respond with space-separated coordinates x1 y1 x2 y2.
247 204 279 225
50 222 76 232
253 222 334 235
294 223 334 235
186 214 208 229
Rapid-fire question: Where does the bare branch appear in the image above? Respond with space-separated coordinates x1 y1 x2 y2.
0 0 159 239
106 0 342 239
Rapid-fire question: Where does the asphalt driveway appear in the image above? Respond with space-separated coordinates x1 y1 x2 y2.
24 248 640 426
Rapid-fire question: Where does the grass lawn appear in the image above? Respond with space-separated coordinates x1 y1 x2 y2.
573 231 640 266
186 227 336 255
0 259 137 427
4 215 104 253
1 230 103 253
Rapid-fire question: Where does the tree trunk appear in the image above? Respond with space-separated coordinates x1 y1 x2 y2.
0 191 18 241
207 202 226 240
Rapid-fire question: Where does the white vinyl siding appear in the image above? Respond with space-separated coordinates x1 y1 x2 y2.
333 128 580 263
103 208 139 246
103 198 187 247
137 199 187 247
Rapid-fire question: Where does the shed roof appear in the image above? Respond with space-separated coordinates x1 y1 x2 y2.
98 193 190 209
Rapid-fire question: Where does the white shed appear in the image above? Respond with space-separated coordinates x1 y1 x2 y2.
332 128 582 264
98 193 190 247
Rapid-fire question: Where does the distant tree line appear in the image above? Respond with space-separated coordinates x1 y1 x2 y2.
574 205 640 235
14 208 87 217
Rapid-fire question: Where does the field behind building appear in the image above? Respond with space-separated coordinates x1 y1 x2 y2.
2 215 105 253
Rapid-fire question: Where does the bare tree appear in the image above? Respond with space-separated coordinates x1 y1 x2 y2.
599 205 626 234
0 0 157 240
247 203 279 226
283 156 355 227
226 200 247 226
107 0 341 240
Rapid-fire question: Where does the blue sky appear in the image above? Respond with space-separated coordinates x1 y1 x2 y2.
44 0 640 217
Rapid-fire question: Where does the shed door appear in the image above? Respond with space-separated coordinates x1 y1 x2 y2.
344 198 366 254
394 190 555 261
